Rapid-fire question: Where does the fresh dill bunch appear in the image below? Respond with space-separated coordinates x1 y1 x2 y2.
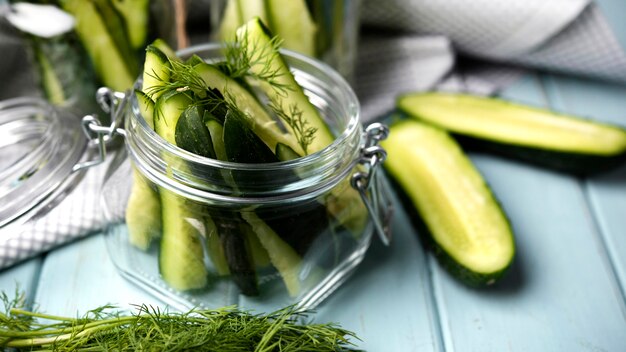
0 295 363 351
224 29 292 96
269 99 317 154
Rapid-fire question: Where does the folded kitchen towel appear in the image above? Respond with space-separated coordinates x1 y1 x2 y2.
361 0 626 83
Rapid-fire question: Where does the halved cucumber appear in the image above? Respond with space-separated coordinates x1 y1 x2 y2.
398 92 626 174
61 0 134 91
235 17 333 155
382 120 515 286
193 62 297 152
154 91 208 291
126 91 161 250
142 45 171 101
266 0 316 57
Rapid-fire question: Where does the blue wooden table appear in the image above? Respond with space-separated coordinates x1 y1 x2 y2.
2 71 626 351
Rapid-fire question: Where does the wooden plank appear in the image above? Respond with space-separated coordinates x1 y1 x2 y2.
0 258 42 308
542 73 626 298
429 74 626 351
33 234 165 316
315 190 444 352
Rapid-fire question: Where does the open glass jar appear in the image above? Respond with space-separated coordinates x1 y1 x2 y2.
95 44 391 311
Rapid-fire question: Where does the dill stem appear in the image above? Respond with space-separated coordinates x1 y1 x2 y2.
9 308 77 322
0 316 136 338
4 317 136 348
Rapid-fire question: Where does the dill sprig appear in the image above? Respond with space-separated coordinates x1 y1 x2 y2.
270 99 317 154
225 30 292 95
145 59 209 100
0 294 362 351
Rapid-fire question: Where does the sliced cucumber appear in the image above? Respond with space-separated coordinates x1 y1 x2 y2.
142 45 171 101
134 90 155 128
238 0 268 29
266 0 317 57
111 0 150 50
91 0 138 73
204 215 230 276
175 105 216 159
275 142 301 161
158 188 207 291
33 44 65 105
398 92 626 174
154 91 208 290
218 0 242 42
223 110 279 164
61 0 134 91
242 211 302 296
126 91 161 250
193 62 297 152
235 17 333 155
382 120 515 286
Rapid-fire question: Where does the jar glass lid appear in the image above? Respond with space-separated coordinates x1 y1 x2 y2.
0 97 86 227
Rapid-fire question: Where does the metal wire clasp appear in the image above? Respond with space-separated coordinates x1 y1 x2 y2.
72 88 128 172
351 123 394 246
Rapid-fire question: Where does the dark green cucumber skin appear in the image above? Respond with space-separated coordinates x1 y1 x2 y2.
175 106 217 159
174 104 259 296
452 134 626 176
396 102 626 176
216 217 259 296
385 172 514 287
222 110 329 257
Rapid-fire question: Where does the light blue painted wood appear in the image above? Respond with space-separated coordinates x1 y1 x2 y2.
428 74 626 351
541 73 626 299
595 0 626 53
0 258 42 308
34 234 164 316
316 191 443 352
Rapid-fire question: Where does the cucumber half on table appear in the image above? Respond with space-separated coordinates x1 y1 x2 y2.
382 120 515 286
398 92 626 175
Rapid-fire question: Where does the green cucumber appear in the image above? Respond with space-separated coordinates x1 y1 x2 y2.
266 0 316 57
223 110 279 164
218 0 242 42
175 105 216 159
382 120 515 286
217 218 259 296
111 0 150 50
176 106 260 296
241 211 302 297
154 91 208 290
61 0 134 91
142 45 171 101
398 92 626 175
134 90 155 128
204 215 230 276
91 0 138 73
235 17 333 155
33 43 65 106
275 142 301 161
126 91 161 250
193 62 297 152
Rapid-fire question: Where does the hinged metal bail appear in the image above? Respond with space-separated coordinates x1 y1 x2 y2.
351 123 394 246
72 88 128 172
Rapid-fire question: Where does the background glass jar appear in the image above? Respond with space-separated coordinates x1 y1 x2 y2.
99 43 390 311
205 0 362 82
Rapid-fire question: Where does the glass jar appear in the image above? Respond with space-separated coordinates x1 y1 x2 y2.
206 0 362 82
88 43 391 311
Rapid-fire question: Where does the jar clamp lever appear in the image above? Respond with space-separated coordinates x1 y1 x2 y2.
351 123 394 246
72 88 128 172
